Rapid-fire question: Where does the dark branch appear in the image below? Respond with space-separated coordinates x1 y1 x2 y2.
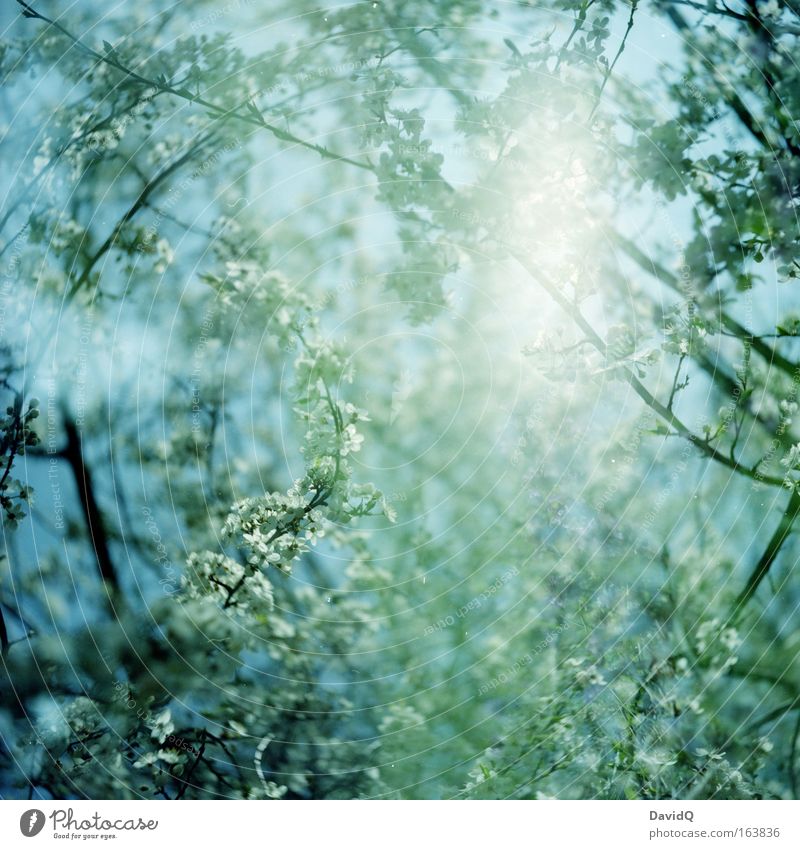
61 411 119 595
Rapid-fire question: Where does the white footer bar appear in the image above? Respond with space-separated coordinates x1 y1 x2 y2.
3 800 798 848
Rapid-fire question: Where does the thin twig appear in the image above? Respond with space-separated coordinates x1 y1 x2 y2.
588 0 639 122
17 2 373 173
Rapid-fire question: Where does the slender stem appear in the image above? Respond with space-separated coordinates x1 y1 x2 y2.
667 354 686 410
69 129 219 296
512 250 786 487
732 487 800 615
612 231 800 379
175 730 207 799
222 486 327 609
660 2 775 150
746 694 800 731
17 2 373 173
0 93 162 252
588 0 639 122
554 0 597 72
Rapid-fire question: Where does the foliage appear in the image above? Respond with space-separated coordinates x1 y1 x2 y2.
1 0 799 799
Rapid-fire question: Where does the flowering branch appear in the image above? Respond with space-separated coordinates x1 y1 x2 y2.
17 2 374 173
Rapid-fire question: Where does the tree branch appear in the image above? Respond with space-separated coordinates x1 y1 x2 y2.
0 605 8 657
61 411 119 595
17 2 373 173
512 250 787 487
732 486 800 615
612 230 800 380
588 0 639 122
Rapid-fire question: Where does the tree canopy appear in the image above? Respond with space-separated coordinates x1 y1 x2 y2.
1 0 799 799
